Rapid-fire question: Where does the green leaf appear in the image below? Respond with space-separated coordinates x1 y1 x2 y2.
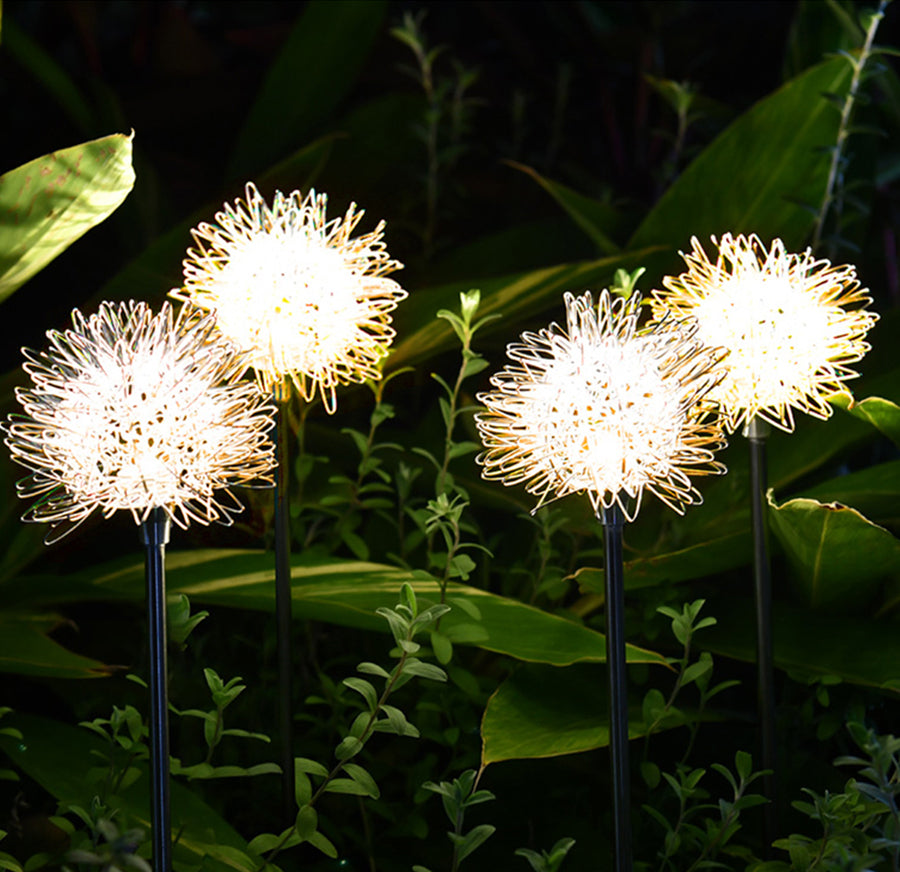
295 757 329 777
700 598 900 690
295 805 318 841
768 494 900 612
449 824 496 863
798 460 900 524
629 56 854 253
342 762 380 799
831 393 900 447
342 677 378 711
335 736 363 761
0 133 135 300
505 160 623 254
0 611 114 679
68 549 668 668
323 777 372 796
481 664 675 765
228 0 386 179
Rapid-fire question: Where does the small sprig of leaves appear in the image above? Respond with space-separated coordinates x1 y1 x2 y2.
414 769 496 872
390 11 480 258
645 751 768 872
515 837 576 872
250 583 450 868
641 600 739 785
323 369 412 560
169 669 277 780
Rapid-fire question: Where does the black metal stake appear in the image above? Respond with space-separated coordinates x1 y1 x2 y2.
141 506 172 872
601 503 632 872
748 416 776 854
274 393 296 827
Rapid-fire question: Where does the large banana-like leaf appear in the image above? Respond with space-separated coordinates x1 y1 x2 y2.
629 56 853 255
768 494 900 613
0 611 113 679
0 132 135 301
13 549 667 668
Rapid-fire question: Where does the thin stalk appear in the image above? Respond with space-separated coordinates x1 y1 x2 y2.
748 416 776 856
601 503 633 872
810 0 888 251
142 507 172 872
274 389 296 828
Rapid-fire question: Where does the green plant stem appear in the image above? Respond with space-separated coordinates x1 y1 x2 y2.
810 0 887 251
259 647 416 871
204 707 223 766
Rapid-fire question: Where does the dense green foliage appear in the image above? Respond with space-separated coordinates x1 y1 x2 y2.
0 2 899 870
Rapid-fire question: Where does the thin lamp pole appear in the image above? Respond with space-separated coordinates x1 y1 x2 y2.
601 503 632 872
141 506 172 872
747 416 776 854
273 387 296 826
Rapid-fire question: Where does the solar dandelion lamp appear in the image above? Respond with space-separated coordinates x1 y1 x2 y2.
172 182 407 822
475 289 728 872
651 233 878 848
4 300 276 872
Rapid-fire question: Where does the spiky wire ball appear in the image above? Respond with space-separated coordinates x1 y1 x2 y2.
650 233 878 433
476 289 728 521
5 300 276 542
172 182 407 412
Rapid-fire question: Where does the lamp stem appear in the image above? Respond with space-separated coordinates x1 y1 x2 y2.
141 507 172 872
601 503 632 872
274 392 296 827
747 416 776 855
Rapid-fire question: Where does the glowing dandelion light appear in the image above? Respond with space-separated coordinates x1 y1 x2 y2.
4 299 276 872
651 233 878 850
650 233 878 433
476 288 728 872
5 300 276 540
476 289 728 521
172 182 407 413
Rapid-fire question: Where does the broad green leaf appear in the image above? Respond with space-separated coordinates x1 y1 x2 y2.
228 0 386 179
0 714 265 867
481 664 675 765
573 529 751 594
831 394 900 447
768 494 900 612
30 549 666 667
629 57 853 253
0 611 113 679
700 598 900 690
389 247 669 370
505 161 624 254
0 133 135 300
799 460 900 524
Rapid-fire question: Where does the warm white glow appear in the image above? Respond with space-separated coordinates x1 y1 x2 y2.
5 301 276 542
171 182 407 413
476 290 728 521
651 234 878 433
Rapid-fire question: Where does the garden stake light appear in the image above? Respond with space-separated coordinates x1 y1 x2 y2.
476 289 728 872
173 182 407 824
652 233 878 850
4 300 276 871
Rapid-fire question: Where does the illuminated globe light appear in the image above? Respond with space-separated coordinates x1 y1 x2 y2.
476 289 729 522
5 301 276 542
171 182 407 413
650 233 879 433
